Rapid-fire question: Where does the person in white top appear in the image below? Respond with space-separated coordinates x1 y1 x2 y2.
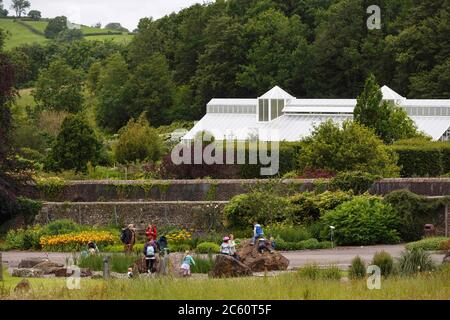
220 237 232 255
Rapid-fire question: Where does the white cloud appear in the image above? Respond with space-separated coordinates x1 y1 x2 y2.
4 0 204 30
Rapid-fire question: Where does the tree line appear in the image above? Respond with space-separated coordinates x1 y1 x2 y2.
2 0 449 133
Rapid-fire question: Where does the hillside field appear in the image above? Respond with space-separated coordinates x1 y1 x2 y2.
0 18 133 49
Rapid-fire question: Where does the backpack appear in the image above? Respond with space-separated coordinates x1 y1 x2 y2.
255 224 263 236
120 229 127 244
146 245 155 256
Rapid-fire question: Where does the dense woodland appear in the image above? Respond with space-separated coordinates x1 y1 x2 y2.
1 0 450 224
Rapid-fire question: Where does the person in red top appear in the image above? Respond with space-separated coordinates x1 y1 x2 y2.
145 224 158 241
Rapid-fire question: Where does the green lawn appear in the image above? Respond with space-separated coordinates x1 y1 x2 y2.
1 266 449 300
0 19 133 49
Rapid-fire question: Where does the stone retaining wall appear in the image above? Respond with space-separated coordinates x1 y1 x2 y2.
25 178 450 202
34 201 228 229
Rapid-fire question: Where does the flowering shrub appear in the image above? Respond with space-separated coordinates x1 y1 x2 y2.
166 229 192 244
40 231 115 252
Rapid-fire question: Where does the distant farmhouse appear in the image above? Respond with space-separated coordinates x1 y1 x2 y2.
183 86 450 142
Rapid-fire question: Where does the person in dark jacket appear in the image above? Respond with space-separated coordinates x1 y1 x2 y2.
121 224 136 253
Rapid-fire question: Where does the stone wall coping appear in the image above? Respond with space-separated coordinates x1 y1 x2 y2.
42 201 230 205
42 178 450 185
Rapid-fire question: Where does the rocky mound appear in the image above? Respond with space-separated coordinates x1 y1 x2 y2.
209 254 252 278
237 241 289 272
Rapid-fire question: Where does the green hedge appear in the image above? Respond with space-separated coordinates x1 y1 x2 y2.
405 237 449 251
390 141 450 177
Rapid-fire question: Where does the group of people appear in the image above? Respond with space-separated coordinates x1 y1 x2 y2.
251 222 275 254
121 221 275 278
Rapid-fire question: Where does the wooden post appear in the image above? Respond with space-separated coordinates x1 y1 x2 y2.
445 204 449 237
0 252 3 281
103 256 110 279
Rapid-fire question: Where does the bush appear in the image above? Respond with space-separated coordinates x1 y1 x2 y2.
349 256 366 279
196 242 220 254
289 190 353 224
223 191 295 229
329 171 380 194
439 239 450 251
113 115 164 164
266 225 311 243
397 249 435 275
371 251 394 277
4 225 44 250
298 120 400 177
168 243 191 253
16 197 43 224
383 190 448 241
405 237 449 251
41 219 81 236
321 196 401 245
297 264 341 280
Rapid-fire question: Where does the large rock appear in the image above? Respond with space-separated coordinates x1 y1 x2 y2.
209 254 252 278
18 258 49 269
237 241 289 272
33 261 64 274
53 267 92 278
12 268 44 278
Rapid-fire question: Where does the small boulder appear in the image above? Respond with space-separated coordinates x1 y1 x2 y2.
33 261 64 274
443 250 450 264
14 279 31 294
209 254 252 278
18 258 49 269
12 268 44 278
237 241 289 272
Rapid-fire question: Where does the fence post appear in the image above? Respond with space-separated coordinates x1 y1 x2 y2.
0 252 3 281
446 204 449 237
103 256 110 280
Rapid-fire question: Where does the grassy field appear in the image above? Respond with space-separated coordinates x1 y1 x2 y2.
0 19 133 49
0 19 46 49
1 266 449 300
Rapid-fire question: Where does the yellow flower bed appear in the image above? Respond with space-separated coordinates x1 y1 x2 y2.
40 231 115 251
166 229 192 243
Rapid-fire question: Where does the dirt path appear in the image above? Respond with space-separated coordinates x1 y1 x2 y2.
1 244 446 271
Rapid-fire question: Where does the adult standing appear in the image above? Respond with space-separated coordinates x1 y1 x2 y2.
121 224 136 253
145 224 158 241
143 239 157 273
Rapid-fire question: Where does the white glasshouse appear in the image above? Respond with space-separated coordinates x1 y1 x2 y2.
182 86 450 142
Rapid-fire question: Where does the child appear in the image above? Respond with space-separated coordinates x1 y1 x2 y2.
143 240 156 273
269 236 276 250
127 267 134 279
251 222 264 245
180 250 195 277
220 237 232 255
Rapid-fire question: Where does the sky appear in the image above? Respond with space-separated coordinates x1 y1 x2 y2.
4 0 205 30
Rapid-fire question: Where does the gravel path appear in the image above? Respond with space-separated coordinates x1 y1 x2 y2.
1 244 446 271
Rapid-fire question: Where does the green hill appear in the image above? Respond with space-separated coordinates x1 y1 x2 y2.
0 19 133 50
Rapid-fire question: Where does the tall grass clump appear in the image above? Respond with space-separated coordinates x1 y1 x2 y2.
297 264 341 280
76 253 139 273
349 256 366 279
397 249 435 276
372 251 395 277
191 254 215 274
